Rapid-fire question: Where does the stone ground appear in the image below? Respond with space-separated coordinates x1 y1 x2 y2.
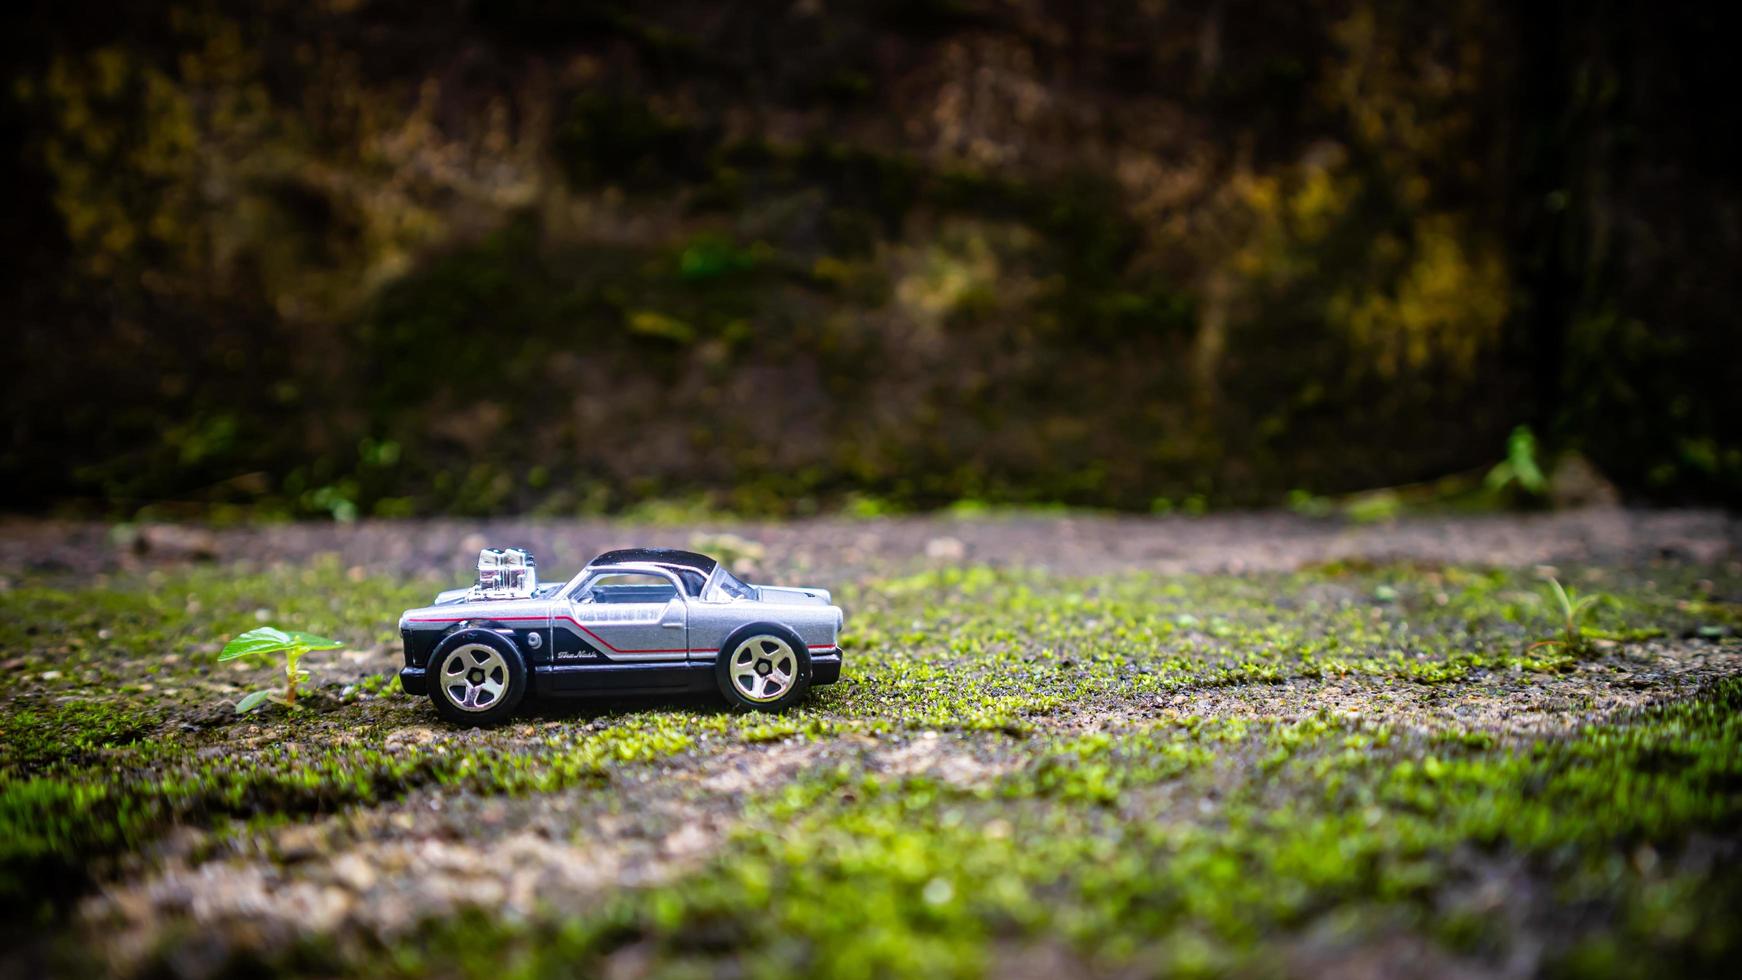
1 510 1739 978
5 508 1735 580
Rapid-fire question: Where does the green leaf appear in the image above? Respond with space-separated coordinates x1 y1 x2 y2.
1546 579 1573 620
1483 460 1515 492
286 630 343 651
220 627 294 661
236 689 275 714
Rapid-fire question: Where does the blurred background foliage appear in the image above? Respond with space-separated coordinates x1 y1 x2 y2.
4 0 1738 518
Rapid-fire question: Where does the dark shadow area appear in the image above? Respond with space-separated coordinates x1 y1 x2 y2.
510 690 734 723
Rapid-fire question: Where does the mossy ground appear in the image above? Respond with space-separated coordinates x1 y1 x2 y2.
1 518 1739 977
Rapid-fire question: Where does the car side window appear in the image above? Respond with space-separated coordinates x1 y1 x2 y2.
572 572 679 605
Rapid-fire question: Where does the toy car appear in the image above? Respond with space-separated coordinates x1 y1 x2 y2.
398 547 845 724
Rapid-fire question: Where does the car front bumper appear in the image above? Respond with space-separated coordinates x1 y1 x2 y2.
810 649 843 685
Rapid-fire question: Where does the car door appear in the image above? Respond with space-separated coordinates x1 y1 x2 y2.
565 569 689 663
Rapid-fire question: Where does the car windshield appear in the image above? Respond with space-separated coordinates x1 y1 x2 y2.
707 567 757 601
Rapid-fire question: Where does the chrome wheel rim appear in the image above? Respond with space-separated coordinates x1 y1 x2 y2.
439 643 510 712
730 635 797 703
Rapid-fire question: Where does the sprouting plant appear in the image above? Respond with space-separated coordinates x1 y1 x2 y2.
1528 578 1604 654
1485 425 1547 496
219 626 341 713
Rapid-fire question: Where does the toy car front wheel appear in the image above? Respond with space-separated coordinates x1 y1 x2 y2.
428 629 527 726
716 624 812 712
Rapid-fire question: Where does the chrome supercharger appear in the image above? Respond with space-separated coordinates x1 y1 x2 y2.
469 547 537 600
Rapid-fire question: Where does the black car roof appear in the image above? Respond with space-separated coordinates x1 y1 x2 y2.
586 548 719 574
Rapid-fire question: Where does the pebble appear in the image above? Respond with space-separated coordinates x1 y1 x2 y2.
925 536 967 561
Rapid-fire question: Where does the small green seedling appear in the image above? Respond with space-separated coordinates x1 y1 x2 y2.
1485 425 1548 497
219 626 341 713
1529 577 1602 654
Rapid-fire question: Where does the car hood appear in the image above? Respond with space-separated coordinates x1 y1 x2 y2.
754 585 833 606
403 596 557 623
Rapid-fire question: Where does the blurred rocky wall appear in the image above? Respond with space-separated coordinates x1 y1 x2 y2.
4 0 1737 515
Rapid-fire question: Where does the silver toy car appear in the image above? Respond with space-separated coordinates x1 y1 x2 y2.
398 547 845 724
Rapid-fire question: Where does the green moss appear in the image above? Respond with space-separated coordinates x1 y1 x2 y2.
4 559 1738 969
0 701 161 774
333 680 1742 978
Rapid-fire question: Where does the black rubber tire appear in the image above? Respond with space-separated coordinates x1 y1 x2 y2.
715 622 813 712
427 628 528 727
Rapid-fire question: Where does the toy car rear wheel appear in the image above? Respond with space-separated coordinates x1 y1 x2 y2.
428 629 527 726
716 623 812 712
